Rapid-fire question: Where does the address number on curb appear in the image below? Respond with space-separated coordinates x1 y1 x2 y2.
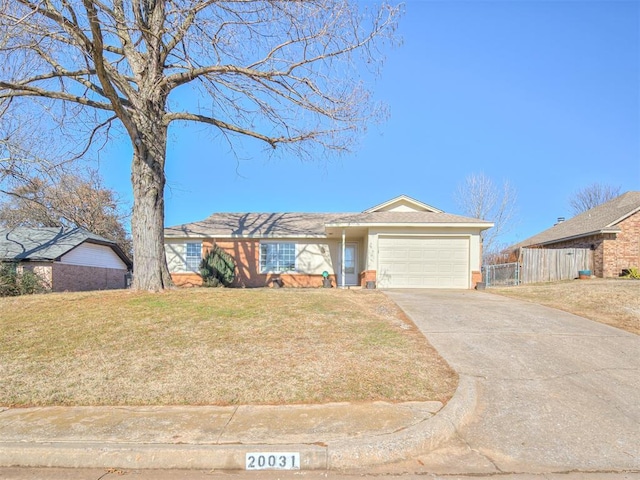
246 452 300 470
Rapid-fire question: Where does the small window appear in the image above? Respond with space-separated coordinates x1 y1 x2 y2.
185 242 202 272
260 243 296 273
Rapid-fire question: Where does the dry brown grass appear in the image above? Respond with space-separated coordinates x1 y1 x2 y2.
490 278 640 335
0 288 457 407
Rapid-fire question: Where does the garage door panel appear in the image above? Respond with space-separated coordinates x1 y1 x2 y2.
378 236 469 289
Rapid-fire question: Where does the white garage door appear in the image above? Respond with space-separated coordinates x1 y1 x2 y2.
377 236 469 288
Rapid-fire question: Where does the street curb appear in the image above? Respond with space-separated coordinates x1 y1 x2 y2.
0 377 477 471
327 374 478 469
0 443 328 470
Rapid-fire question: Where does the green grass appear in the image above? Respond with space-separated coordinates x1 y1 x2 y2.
0 288 457 407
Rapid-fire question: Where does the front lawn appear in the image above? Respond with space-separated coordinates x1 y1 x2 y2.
490 278 639 335
0 288 457 407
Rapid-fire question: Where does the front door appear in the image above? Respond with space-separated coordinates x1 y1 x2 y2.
340 243 358 286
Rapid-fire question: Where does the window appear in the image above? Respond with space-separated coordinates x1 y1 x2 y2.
260 243 296 273
185 242 202 272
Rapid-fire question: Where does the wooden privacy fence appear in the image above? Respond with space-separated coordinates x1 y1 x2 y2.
520 247 594 284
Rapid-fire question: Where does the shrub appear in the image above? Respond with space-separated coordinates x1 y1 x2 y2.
0 263 46 296
200 244 236 287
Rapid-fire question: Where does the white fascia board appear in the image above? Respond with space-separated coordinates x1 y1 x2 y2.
363 195 443 213
325 222 494 230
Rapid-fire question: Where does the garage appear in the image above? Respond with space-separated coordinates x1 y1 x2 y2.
377 236 470 288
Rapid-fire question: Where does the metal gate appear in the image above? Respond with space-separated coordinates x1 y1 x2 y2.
482 262 520 287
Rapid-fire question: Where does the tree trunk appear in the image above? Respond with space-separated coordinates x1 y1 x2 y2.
130 116 173 291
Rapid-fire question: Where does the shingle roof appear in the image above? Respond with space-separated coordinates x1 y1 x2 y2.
165 210 492 239
515 191 640 248
327 211 492 225
0 227 132 266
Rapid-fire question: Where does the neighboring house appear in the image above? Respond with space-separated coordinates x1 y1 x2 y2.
0 227 132 292
510 191 640 278
164 195 493 289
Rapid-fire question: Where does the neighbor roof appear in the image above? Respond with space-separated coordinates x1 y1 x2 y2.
0 227 132 267
515 191 640 248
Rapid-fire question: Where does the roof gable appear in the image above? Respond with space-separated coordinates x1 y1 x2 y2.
516 191 640 247
0 227 132 267
363 195 443 213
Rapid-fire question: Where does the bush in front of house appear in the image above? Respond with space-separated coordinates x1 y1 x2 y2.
200 244 236 287
0 263 46 296
622 267 640 279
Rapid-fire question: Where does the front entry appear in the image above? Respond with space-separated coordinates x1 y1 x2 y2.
339 243 358 286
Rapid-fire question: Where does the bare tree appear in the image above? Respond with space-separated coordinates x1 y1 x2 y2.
0 1 400 291
569 183 621 216
455 173 517 261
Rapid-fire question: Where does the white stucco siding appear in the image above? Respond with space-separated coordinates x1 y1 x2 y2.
165 240 202 273
60 242 127 269
295 240 337 274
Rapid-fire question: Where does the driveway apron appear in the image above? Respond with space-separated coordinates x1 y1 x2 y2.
385 290 640 473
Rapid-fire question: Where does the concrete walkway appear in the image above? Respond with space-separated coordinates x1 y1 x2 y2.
385 289 640 474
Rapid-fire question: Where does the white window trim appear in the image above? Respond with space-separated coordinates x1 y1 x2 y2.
260 241 297 274
185 242 202 272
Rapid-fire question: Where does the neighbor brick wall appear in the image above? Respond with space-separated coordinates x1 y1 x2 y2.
606 212 640 276
538 210 640 278
51 263 128 292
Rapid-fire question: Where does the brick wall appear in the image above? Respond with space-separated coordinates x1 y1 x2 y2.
471 270 482 287
359 270 376 287
538 210 640 278
606 212 640 276
170 239 339 288
51 263 128 292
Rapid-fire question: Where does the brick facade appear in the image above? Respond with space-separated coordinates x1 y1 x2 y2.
21 262 128 292
535 210 640 278
51 263 128 292
359 270 377 287
171 239 339 288
471 270 482 287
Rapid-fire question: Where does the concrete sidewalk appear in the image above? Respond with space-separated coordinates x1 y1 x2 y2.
0 377 477 470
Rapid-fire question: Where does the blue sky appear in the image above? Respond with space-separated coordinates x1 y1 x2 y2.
100 0 639 246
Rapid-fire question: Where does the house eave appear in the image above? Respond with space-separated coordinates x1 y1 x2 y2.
164 233 329 240
526 228 621 247
325 221 494 230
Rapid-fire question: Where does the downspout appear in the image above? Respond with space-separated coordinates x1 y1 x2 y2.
341 228 346 289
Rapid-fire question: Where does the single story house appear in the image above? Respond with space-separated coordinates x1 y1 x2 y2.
509 191 640 278
164 195 493 289
0 227 132 292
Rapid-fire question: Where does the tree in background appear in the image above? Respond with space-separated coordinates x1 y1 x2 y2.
0 1 400 291
0 146 132 257
569 183 621 216
455 173 517 263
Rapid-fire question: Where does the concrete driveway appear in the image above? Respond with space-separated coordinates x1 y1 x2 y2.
385 289 640 474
